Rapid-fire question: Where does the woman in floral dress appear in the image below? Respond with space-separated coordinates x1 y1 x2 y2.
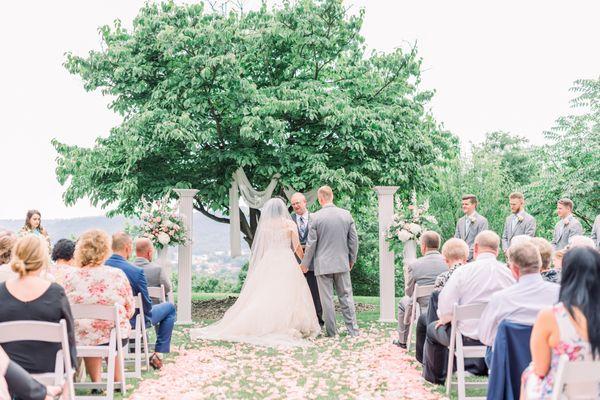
522 247 600 399
63 229 135 384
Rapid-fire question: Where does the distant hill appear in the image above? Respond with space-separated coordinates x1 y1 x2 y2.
0 212 249 256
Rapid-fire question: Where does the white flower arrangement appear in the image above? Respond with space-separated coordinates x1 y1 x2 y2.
386 191 438 251
129 193 188 250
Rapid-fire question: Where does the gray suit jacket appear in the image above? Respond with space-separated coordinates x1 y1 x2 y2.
301 204 359 276
552 214 584 250
591 215 600 250
291 212 313 271
454 211 489 260
133 257 172 296
501 211 536 251
405 251 447 309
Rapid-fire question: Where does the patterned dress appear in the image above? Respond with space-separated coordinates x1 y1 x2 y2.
62 265 135 346
522 302 598 399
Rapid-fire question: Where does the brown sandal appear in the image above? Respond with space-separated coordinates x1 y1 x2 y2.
149 353 163 370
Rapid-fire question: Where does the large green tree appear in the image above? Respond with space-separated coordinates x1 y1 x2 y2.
53 0 455 245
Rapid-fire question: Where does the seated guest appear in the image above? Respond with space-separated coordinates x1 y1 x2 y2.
106 232 176 370
49 238 76 285
422 230 515 384
132 237 172 302
0 231 17 282
478 241 559 365
567 235 596 250
416 238 469 362
63 229 135 384
394 231 447 348
522 247 600 399
531 238 559 283
0 235 77 374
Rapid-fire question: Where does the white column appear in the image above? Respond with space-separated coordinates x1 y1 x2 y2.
374 186 399 323
174 189 198 325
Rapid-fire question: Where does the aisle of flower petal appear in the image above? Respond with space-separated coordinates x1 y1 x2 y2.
127 323 443 400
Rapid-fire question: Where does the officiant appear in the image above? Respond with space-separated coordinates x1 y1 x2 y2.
291 193 324 327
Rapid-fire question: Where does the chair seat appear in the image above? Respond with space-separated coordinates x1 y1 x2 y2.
462 346 487 358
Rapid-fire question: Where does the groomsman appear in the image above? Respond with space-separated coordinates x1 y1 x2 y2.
590 214 600 250
501 192 536 252
290 192 324 327
551 198 583 250
454 194 488 261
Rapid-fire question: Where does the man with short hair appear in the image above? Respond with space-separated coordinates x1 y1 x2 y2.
501 192 536 253
568 235 596 250
301 186 359 337
478 241 558 358
422 231 515 384
133 237 173 302
106 232 176 370
531 237 558 283
454 194 489 261
393 231 447 349
551 198 583 250
591 214 600 250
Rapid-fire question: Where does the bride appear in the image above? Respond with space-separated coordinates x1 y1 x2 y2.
190 198 321 347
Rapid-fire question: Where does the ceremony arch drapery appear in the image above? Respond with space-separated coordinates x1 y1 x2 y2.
229 167 317 256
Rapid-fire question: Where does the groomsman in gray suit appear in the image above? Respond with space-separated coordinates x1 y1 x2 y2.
552 198 584 250
454 194 489 261
290 192 324 327
301 186 359 337
591 214 600 250
501 192 536 252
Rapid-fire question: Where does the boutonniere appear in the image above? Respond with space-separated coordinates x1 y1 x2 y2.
517 215 524 222
469 215 477 223
563 218 570 226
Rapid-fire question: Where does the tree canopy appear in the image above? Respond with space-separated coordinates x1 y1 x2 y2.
53 0 455 244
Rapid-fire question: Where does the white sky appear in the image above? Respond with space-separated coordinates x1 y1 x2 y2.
0 0 598 219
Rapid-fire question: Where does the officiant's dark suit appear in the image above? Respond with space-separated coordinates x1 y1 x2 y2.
292 212 324 326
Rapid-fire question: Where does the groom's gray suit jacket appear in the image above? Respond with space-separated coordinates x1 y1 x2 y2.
300 204 359 276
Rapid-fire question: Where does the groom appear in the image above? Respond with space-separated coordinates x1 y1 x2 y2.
290 192 324 327
300 186 360 337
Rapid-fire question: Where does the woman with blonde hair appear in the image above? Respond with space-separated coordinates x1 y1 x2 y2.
0 234 77 374
63 229 134 384
0 231 18 282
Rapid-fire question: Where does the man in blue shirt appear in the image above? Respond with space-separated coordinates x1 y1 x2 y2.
106 232 176 370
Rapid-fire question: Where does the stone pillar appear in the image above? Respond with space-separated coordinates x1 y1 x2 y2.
174 189 198 325
374 186 399 323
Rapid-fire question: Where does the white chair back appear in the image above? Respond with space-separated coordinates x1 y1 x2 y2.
406 284 435 352
0 320 75 400
446 302 489 400
147 285 166 303
551 354 600 400
125 293 150 378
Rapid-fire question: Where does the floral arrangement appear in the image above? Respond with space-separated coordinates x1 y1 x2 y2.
129 193 188 249
386 191 438 252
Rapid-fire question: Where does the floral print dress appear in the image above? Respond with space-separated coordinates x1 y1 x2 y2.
522 302 597 399
62 266 135 346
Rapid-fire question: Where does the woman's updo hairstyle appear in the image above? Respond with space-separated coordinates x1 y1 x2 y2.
74 229 111 267
9 235 48 277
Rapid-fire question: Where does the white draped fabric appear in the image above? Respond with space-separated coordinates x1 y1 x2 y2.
229 167 317 257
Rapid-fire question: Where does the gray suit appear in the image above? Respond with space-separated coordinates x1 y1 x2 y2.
501 211 536 252
591 215 600 250
301 204 359 337
551 214 584 250
133 257 172 300
397 251 447 344
454 211 489 261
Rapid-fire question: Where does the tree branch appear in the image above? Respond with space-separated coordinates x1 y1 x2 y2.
194 201 230 224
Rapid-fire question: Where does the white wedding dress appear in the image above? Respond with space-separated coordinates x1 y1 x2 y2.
190 199 321 347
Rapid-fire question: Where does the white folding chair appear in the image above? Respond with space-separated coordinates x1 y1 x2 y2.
70 304 126 400
406 284 435 352
125 294 150 378
446 303 489 400
0 320 75 400
551 354 600 400
147 285 166 303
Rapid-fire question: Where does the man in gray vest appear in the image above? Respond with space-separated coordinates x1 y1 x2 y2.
290 192 323 327
501 192 536 253
591 214 600 250
551 198 584 250
301 186 359 337
393 230 447 349
454 194 489 261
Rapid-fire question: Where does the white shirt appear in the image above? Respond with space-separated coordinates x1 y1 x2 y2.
478 273 559 347
438 253 516 340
